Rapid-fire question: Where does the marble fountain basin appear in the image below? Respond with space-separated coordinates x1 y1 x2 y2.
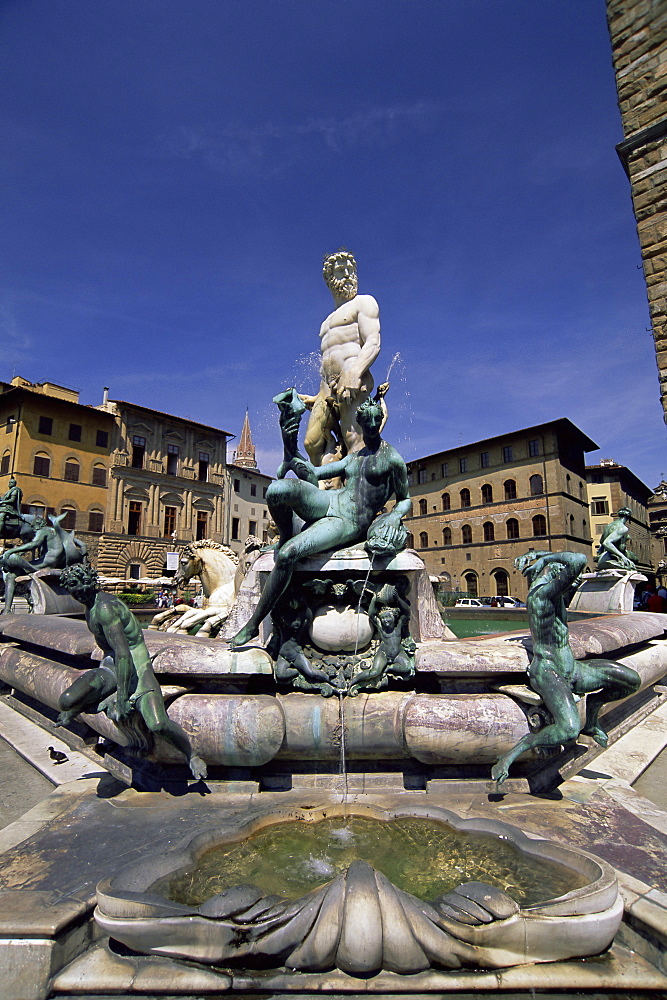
95 801 622 977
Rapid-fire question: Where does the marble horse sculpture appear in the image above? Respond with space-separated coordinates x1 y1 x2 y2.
491 549 641 784
149 539 239 637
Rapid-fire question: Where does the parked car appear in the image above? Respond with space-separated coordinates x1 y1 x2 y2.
455 598 485 608
492 597 524 608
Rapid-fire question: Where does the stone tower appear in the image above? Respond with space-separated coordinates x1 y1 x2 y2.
233 410 258 469
606 0 667 426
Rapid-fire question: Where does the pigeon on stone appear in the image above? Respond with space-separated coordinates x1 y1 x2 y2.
48 746 68 764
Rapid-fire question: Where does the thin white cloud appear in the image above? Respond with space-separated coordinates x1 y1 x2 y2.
164 102 442 174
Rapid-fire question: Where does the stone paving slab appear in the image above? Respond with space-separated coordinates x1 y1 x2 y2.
0 700 104 786
51 938 667 994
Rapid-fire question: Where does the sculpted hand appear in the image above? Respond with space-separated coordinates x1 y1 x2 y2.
366 511 407 557
279 412 302 445
100 695 132 722
337 368 362 398
527 555 554 579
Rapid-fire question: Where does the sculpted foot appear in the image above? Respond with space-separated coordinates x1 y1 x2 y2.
56 710 79 727
189 754 207 780
229 624 258 648
491 761 509 785
582 725 608 748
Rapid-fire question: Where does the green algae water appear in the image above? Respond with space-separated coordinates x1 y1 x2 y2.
167 815 586 907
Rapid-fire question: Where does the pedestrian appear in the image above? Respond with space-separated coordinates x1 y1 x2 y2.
647 589 667 613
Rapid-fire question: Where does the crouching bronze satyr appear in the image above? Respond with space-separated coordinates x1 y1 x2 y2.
57 563 207 780
492 550 641 784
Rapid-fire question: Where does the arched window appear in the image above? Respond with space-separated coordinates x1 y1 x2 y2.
33 452 50 477
460 488 471 508
442 526 452 546
481 483 493 504
566 474 571 494
504 479 516 500
532 514 547 537
442 492 450 511
406 532 414 548
462 524 472 544
483 521 495 542
529 474 543 496
419 531 429 549
493 569 509 597
92 463 107 487
506 518 519 539
0 451 9 476
463 571 478 597
60 506 76 530
419 498 427 515
88 510 104 532
579 481 585 499
64 459 80 483
583 518 587 535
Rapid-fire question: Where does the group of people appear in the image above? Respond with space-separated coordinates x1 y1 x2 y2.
155 589 175 609
638 584 667 612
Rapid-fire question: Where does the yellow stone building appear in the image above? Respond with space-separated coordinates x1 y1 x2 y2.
0 377 114 552
0 376 266 581
405 418 597 601
585 460 653 574
227 410 273 557
92 394 234 579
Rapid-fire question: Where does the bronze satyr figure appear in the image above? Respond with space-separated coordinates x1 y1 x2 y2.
491 550 640 785
57 563 206 780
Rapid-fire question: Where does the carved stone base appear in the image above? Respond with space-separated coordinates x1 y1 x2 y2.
234 546 453 644
569 570 647 614
29 569 86 616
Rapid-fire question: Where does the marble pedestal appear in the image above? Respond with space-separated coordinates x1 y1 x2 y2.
569 569 647 614
229 545 454 645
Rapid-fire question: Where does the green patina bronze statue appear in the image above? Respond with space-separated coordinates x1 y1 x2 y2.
0 477 24 537
57 563 207 780
596 507 638 571
270 593 337 696
491 550 641 785
229 394 411 648
348 579 415 695
1 513 88 613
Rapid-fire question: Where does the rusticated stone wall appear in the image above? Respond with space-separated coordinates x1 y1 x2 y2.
607 0 667 424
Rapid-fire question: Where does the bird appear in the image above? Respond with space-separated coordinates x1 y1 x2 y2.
48 746 68 764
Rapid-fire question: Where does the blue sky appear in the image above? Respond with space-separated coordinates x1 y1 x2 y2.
1 0 664 488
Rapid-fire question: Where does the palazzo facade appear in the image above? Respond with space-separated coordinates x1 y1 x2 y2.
0 376 270 581
405 418 597 601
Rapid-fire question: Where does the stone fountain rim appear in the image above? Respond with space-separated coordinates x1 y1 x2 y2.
96 799 617 919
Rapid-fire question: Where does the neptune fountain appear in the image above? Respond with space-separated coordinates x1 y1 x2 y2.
0 251 666 998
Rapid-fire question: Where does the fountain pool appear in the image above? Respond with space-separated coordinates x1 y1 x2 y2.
162 813 588 907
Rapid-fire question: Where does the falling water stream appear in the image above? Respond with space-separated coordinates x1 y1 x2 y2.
384 350 401 383
336 553 376 810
